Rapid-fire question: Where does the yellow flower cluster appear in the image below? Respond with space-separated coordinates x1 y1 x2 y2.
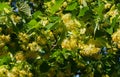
20 41 41 53
61 13 77 30
18 32 41 52
0 34 10 48
62 1 67 8
15 51 25 62
61 13 86 34
61 13 87 51
18 32 29 43
4 8 11 14
107 9 118 17
10 14 21 25
37 36 47 45
78 0 87 7
104 3 111 9
0 66 8 77
61 36 77 50
44 30 54 41
104 5 119 23
0 66 32 77
112 29 120 48
80 44 100 57
27 42 41 52
0 34 10 43
40 17 49 26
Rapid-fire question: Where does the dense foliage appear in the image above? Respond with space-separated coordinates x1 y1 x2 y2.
0 0 120 77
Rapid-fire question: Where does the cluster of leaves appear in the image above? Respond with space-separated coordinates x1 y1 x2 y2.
0 0 120 77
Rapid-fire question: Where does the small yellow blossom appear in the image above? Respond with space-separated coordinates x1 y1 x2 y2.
10 14 21 25
80 28 86 34
61 36 77 50
27 42 40 52
0 43 5 48
112 29 120 48
67 0 72 3
19 70 27 77
0 66 8 76
61 13 77 30
0 34 10 43
4 8 11 14
41 19 49 26
15 51 25 62
78 0 87 7
105 3 111 9
80 44 100 57
62 1 68 8
37 36 47 45
18 33 29 43
62 13 71 24
51 0 55 4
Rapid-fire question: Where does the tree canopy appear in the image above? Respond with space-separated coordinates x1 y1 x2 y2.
0 0 120 77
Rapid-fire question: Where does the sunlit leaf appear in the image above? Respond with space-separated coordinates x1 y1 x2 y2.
0 3 11 11
45 19 60 30
28 19 37 27
27 19 41 32
45 23 56 30
50 0 64 14
33 11 43 19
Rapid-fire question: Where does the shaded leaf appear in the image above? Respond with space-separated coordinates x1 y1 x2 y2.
66 2 77 11
78 6 89 17
0 54 11 65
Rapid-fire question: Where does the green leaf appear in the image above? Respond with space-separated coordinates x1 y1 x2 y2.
62 50 71 59
49 16 60 22
94 1 104 19
28 19 38 27
0 54 11 65
45 23 56 30
88 38 107 47
105 16 118 35
105 15 118 35
45 16 60 30
78 6 89 17
111 15 119 28
0 3 11 11
33 11 43 19
105 27 113 35
117 3 120 10
27 19 41 32
95 37 107 47
52 50 60 58
58 24 67 45
97 1 104 18
50 0 64 14
45 19 60 30
66 2 77 11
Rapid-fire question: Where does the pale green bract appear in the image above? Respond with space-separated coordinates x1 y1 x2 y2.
17 2 31 16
